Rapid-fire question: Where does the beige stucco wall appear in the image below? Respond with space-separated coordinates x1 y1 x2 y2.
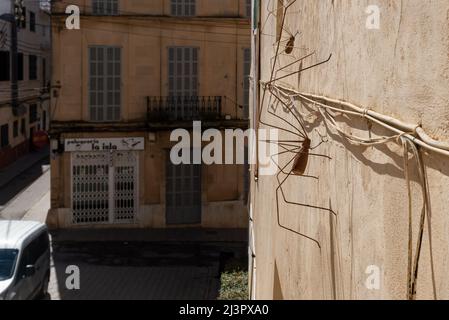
251 0 449 300
51 17 250 122
49 3 250 229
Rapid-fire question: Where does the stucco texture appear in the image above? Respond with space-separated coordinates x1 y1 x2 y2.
252 0 449 300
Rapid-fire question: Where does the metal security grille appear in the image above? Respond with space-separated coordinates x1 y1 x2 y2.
114 152 139 222
170 0 196 16
243 48 251 119
72 151 138 224
93 0 119 15
89 46 121 121
72 152 110 224
166 152 202 225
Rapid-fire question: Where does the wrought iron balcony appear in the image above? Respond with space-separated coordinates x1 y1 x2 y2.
147 96 224 122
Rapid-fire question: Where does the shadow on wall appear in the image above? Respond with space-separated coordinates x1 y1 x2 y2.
273 261 284 300
266 97 448 299
298 98 449 180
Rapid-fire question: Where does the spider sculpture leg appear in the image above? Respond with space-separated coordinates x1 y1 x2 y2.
271 148 322 249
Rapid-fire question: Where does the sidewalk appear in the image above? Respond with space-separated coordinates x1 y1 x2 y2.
0 146 49 189
21 188 50 223
1 169 50 221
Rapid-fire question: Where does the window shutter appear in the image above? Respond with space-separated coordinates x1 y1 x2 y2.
89 46 121 122
93 0 118 15
243 48 251 118
171 0 196 16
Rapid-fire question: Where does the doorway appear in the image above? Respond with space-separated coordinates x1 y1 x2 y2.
165 152 202 225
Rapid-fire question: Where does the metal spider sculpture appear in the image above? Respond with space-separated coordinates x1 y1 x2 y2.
255 0 335 248
261 86 336 249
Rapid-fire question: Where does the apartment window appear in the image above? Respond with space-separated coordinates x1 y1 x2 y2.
1 124 9 148
89 46 121 121
21 118 26 135
20 7 27 29
29 11 35 32
0 51 10 81
171 0 196 16
29 55 37 80
29 104 38 123
244 145 249 204
168 47 198 97
93 0 119 15
13 121 18 138
243 48 251 118
18 53 24 81
246 0 251 18
42 110 47 130
42 58 46 86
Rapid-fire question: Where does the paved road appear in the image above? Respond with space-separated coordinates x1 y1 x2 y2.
46 241 246 300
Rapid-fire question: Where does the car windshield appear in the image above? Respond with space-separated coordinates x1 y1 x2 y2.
0 249 19 281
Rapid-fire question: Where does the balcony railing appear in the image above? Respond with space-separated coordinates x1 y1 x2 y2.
147 96 224 122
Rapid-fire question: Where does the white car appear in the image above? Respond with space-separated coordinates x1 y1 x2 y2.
0 221 50 300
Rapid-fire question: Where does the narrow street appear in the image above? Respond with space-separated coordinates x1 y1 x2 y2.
47 241 237 300
0 154 246 300
46 230 246 300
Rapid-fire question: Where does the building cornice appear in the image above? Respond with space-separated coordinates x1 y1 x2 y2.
49 120 249 136
51 14 250 24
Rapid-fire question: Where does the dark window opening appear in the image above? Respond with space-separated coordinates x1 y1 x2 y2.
29 55 37 80
1 124 9 148
13 121 18 138
0 51 10 81
29 104 38 123
21 7 26 29
18 53 24 81
42 58 46 86
21 118 26 135
29 11 35 32
42 110 47 130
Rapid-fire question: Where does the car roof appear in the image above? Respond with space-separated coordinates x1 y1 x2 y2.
0 220 47 250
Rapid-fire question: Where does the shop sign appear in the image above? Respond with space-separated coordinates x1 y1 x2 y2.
65 137 145 152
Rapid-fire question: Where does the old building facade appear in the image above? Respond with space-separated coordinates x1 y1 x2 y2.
0 0 50 168
250 0 449 299
48 0 251 229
